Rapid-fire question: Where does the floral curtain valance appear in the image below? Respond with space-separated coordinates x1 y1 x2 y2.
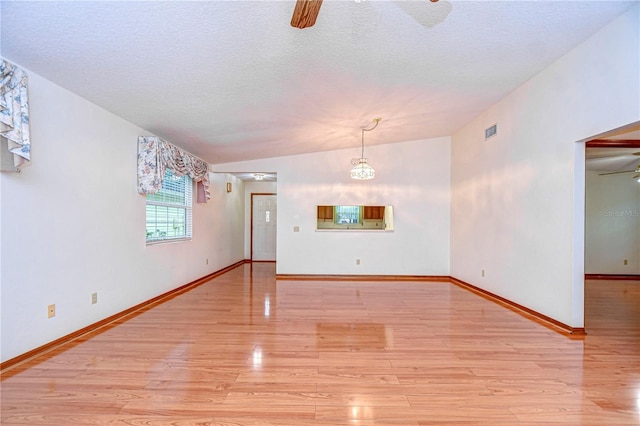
137 136 211 203
0 58 31 172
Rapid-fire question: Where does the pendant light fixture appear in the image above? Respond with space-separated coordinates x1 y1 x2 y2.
351 117 381 180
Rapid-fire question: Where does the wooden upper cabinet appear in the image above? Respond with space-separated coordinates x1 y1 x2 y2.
317 205 334 220
363 206 385 220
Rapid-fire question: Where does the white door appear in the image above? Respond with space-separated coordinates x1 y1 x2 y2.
252 194 277 261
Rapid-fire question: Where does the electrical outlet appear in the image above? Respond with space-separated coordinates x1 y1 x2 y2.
48 304 56 318
356 259 361 265
206 258 209 265
624 259 628 265
91 292 98 304
482 269 485 277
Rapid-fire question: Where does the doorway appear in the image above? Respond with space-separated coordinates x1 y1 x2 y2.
251 193 277 261
581 122 640 331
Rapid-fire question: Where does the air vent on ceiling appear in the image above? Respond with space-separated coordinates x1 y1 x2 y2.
485 124 497 140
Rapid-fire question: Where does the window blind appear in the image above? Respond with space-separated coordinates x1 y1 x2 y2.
146 169 192 243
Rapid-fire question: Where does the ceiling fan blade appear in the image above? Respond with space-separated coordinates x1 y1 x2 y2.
598 170 636 176
587 151 640 159
392 0 450 29
291 0 323 29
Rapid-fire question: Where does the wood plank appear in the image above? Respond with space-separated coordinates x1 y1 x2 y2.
1 265 638 424
290 0 323 29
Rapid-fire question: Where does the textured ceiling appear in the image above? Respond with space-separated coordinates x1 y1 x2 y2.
1 1 636 165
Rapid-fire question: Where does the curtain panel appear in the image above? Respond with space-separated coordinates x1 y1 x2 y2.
137 136 211 203
0 58 31 172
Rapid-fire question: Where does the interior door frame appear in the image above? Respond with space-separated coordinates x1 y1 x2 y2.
250 192 277 262
579 123 640 331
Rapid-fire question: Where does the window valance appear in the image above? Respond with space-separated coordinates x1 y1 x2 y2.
0 59 31 172
137 136 211 203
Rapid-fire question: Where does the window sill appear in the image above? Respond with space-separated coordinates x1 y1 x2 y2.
146 237 192 246
315 229 393 232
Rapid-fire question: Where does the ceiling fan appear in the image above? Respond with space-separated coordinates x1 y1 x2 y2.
290 0 441 29
598 152 640 182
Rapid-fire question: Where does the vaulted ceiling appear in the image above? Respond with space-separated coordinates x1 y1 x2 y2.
1 1 635 165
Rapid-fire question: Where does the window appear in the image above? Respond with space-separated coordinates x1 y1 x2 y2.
316 205 393 231
335 205 361 224
146 169 192 243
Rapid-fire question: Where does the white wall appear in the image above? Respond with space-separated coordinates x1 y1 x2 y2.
214 136 451 276
0 160 3 350
0 68 245 363
585 171 640 274
450 6 640 328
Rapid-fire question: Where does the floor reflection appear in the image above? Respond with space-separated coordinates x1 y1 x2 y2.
316 323 386 350
1 264 638 425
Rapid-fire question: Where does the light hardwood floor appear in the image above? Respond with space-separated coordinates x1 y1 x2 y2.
1 263 638 425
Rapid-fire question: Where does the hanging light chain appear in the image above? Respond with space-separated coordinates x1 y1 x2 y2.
360 117 381 159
